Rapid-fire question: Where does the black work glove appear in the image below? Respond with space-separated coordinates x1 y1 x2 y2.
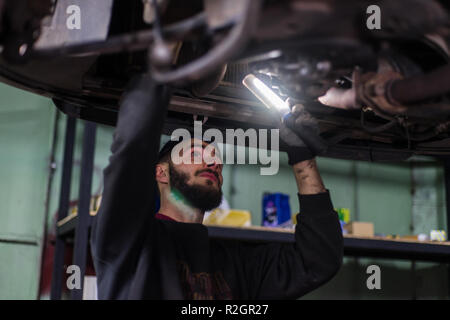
279 103 324 166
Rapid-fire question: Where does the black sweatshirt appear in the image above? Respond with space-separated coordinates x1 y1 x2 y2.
90 77 344 300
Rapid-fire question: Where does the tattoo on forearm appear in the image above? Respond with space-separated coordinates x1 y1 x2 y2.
294 160 316 177
293 159 326 193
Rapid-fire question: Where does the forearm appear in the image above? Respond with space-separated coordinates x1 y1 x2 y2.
292 158 326 195
91 75 170 260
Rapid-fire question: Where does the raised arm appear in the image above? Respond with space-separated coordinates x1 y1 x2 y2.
292 158 326 195
239 158 343 299
239 107 343 299
90 74 171 263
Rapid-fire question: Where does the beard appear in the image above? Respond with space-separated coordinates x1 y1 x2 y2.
169 164 222 212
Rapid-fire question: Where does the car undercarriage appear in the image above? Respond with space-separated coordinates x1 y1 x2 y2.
0 0 449 161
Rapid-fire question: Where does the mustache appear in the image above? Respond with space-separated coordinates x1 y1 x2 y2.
195 169 219 181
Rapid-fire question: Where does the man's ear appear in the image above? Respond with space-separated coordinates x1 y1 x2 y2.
155 163 169 184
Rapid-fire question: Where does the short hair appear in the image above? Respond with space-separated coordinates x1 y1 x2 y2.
157 140 180 164
157 138 217 164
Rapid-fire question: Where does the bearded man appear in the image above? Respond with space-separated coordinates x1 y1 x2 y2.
91 74 343 300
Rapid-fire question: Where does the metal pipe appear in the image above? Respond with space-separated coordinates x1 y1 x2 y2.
360 111 398 134
151 0 261 83
389 63 450 104
71 121 97 300
50 115 76 300
319 64 450 116
32 13 207 58
38 108 60 299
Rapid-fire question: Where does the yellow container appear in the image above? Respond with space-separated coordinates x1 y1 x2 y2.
203 209 251 227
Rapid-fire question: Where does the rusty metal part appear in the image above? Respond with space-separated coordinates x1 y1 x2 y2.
317 68 406 116
356 70 408 115
356 63 450 116
389 63 450 104
320 63 450 117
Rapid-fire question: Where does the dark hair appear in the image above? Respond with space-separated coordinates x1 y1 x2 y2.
157 140 180 164
157 138 216 164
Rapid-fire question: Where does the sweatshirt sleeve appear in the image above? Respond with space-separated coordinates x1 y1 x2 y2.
90 75 170 265
239 190 343 299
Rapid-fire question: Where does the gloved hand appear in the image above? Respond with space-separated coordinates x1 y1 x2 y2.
278 102 324 165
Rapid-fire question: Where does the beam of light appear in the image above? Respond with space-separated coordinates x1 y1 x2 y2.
242 74 290 115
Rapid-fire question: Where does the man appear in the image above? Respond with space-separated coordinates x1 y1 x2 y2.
155 138 225 224
91 74 343 299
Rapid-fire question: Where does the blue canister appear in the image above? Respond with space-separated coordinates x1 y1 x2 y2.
262 193 291 227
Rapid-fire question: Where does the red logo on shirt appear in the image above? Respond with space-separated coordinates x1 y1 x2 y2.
177 261 233 300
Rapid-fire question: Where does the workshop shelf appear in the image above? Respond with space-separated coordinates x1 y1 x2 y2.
57 214 450 263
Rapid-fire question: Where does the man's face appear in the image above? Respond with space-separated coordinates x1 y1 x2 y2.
167 139 223 211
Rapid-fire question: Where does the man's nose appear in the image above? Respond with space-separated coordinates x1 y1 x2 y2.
204 156 223 173
203 149 221 168
206 160 220 170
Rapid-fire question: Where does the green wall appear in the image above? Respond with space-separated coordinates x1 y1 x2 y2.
221 149 447 299
0 83 55 299
0 82 448 299
221 150 447 299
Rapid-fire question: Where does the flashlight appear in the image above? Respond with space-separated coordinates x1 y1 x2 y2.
243 73 328 155
242 74 290 116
